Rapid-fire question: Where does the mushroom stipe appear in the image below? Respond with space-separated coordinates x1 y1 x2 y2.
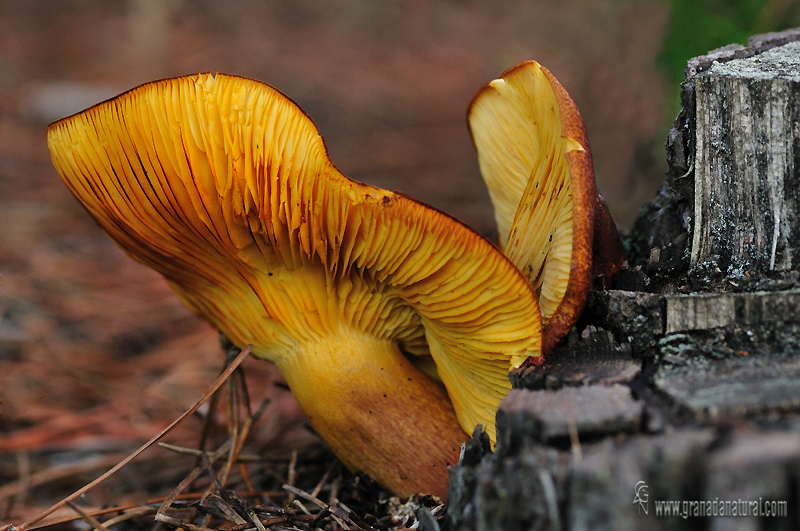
47 72 544 500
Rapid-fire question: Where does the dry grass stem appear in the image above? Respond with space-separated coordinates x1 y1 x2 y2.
64 501 112 531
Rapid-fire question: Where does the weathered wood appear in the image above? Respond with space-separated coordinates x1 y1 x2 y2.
497 386 643 446
585 288 800 339
705 432 800 528
665 289 800 333
448 440 570 531
585 290 665 355
567 430 717 531
654 352 800 421
692 40 800 273
511 326 640 390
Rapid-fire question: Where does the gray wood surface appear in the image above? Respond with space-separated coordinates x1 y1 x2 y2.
692 41 800 273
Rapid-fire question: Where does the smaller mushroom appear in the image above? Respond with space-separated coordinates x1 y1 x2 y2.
468 61 625 354
47 72 543 499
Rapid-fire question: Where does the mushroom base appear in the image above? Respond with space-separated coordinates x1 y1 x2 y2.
275 329 467 500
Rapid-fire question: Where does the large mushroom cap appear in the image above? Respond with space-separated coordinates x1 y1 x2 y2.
468 61 624 353
47 72 542 497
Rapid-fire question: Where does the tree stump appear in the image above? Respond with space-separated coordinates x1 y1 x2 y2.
692 40 800 274
448 29 800 531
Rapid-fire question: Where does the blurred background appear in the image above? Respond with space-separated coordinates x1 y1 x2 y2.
1 0 799 522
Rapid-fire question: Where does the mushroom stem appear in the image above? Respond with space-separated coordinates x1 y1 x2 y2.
275 329 466 500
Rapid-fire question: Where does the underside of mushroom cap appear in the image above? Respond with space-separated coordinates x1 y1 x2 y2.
47 72 543 446
468 61 623 353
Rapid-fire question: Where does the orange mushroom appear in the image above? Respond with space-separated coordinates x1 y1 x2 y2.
468 61 624 354
47 73 542 499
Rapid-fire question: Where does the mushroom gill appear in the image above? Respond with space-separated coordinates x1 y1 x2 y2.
468 61 625 354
